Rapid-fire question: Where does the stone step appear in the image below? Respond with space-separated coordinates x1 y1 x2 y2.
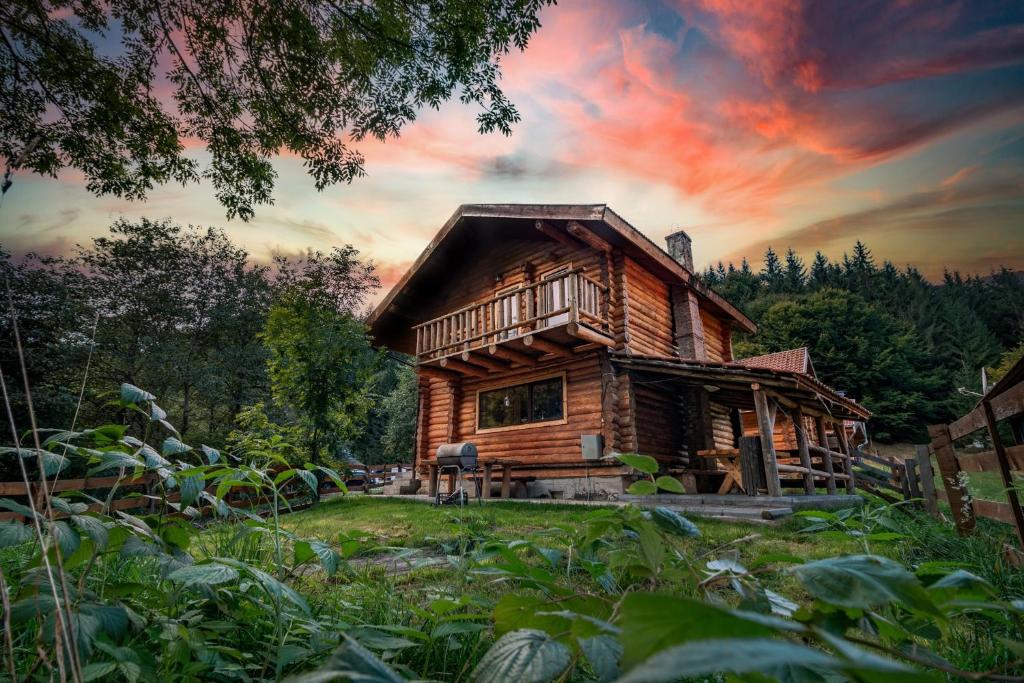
621 493 860 511
656 503 794 522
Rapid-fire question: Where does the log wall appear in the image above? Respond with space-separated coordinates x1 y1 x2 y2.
622 256 676 357
740 410 820 452
700 309 733 363
634 381 685 462
417 356 606 475
710 401 735 449
408 234 745 476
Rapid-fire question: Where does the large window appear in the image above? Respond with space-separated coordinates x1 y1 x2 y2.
477 376 565 431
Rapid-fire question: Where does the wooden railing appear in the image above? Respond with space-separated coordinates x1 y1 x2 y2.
413 269 608 359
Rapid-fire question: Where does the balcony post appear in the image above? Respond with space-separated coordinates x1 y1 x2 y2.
525 283 535 329
568 272 579 322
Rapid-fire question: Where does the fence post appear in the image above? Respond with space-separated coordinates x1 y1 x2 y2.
902 456 921 501
927 424 975 535
915 444 941 518
982 400 1024 548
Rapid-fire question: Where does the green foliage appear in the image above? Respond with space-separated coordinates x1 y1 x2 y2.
991 342 1024 384
380 368 419 465
0 385 362 680
738 289 942 440
0 219 382 476
1 0 552 219
703 243 1023 442
263 291 380 464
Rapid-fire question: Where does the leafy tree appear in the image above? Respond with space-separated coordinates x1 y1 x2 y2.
63 219 273 441
736 289 942 441
381 368 419 464
989 342 1024 385
346 356 417 465
263 293 380 464
1 0 552 218
716 258 760 308
0 249 92 441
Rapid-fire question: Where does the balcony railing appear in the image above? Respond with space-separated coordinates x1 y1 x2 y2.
413 268 609 360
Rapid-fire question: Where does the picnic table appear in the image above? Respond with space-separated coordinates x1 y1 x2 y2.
695 448 745 494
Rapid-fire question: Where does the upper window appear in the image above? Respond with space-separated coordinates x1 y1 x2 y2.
477 376 565 431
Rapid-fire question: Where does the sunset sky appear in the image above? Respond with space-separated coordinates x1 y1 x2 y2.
3 0 1023 297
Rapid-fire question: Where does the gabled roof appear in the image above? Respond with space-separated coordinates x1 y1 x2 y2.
368 204 756 352
736 347 816 378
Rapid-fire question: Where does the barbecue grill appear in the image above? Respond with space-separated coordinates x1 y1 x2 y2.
436 442 478 468
434 443 479 506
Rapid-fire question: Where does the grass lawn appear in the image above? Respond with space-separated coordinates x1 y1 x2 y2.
271 493 1024 679
281 494 864 559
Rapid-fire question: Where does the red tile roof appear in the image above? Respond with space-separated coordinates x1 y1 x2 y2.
736 347 815 377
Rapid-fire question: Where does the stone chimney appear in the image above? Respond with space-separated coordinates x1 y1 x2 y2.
665 229 694 272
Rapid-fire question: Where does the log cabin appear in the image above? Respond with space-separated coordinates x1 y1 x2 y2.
368 204 870 499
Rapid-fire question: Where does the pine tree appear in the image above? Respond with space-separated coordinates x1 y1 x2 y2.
762 248 784 293
783 249 806 293
846 241 876 295
809 251 831 289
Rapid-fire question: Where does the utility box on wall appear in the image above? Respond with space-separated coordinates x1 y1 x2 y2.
581 434 603 461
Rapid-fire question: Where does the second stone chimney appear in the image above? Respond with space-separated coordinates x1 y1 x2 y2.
665 229 694 272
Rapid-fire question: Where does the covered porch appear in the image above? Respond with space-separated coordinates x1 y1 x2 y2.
612 353 872 498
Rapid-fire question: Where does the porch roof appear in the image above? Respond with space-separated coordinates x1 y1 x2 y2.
611 352 871 421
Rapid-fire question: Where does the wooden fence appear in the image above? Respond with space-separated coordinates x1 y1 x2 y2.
924 357 1024 547
0 471 333 523
847 447 940 508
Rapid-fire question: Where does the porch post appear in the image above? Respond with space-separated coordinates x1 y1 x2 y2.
814 415 838 495
793 407 815 495
835 420 856 494
752 384 782 497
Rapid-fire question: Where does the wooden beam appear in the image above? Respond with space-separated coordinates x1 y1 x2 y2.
567 322 615 348
535 219 580 248
417 364 460 380
982 400 1024 547
523 334 572 357
572 342 603 354
487 343 538 366
438 357 490 378
566 220 613 252
793 407 815 495
928 423 976 535
460 350 510 372
752 387 782 497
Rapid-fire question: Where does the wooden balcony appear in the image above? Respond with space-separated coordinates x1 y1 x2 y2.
413 269 614 376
